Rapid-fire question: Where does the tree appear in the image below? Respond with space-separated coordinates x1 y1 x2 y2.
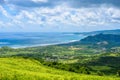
117 70 120 77
0 46 13 54
97 71 104 76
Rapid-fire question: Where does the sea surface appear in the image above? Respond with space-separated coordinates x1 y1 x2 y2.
0 32 85 48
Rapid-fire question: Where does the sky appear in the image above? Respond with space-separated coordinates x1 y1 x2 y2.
0 0 120 32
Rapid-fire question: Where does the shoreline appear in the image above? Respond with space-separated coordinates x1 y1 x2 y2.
0 40 80 49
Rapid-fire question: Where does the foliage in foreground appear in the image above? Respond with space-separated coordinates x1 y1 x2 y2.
0 58 120 80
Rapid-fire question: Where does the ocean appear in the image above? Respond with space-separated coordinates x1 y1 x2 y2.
0 32 85 48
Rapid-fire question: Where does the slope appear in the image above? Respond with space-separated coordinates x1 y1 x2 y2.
0 58 120 80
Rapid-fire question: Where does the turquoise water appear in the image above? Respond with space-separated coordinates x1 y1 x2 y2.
0 32 85 48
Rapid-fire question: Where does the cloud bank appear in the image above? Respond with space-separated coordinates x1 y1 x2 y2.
0 0 120 32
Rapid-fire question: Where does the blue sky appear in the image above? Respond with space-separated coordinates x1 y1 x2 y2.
0 0 120 32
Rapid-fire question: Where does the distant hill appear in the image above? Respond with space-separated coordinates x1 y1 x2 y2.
88 29 120 35
73 29 120 36
80 33 120 48
81 33 120 44
60 33 120 49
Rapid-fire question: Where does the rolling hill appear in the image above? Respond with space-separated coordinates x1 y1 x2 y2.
0 58 120 80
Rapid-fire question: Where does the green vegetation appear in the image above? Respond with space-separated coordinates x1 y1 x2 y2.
0 33 120 80
0 58 120 80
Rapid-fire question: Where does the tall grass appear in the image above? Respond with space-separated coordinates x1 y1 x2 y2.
0 58 119 80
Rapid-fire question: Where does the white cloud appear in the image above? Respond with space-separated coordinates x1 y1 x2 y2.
0 21 4 26
0 5 9 17
0 4 120 29
31 0 48 3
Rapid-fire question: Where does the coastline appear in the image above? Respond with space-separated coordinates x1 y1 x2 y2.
0 32 86 49
4 40 80 49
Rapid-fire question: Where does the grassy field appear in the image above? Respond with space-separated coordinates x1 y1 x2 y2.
0 57 120 80
0 46 120 76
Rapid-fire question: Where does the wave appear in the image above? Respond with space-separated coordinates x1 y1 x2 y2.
63 33 75 35
10 40 80 49
0 42 9 45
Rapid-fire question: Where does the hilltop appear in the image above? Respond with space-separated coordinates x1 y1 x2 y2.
73 29 120 36
80 34 120 46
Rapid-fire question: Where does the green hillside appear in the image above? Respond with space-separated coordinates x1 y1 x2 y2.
0 57 120 80
0 33 120 80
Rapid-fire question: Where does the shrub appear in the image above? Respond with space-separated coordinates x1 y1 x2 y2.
97 71 104 76
117 70 120 77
